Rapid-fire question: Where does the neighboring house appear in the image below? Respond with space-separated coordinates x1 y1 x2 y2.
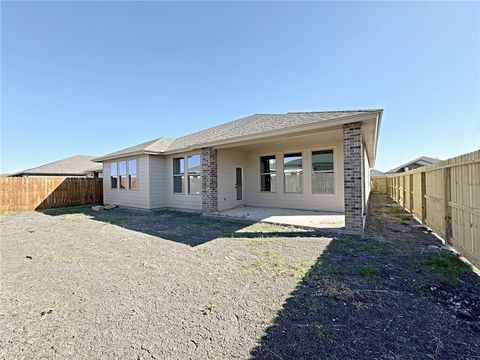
94 109 383 234
370 169 385 177
8 155 103 178
386 156 441 174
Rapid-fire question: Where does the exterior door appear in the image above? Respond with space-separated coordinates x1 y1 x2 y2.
235 168 243 201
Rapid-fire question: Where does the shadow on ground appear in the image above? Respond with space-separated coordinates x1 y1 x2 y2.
40 206 322 247
250 193 480 359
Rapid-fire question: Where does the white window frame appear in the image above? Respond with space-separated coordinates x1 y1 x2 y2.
110 159 139 191
259 155 277 193
128 159 138 191
187 154 201 195
311 149 335 194
173 157 185 194
283 152 303 194
110 162 118 189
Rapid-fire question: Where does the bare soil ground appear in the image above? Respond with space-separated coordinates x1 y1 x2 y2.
1 193 479 359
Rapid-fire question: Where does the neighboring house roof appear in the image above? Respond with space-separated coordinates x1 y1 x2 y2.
386 156 441 174
95 109 383 163
8 155 103 177
370 169 385 177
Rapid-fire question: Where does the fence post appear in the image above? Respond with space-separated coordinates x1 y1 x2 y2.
421 171 427 224
409 174 414 213
444 167 452 243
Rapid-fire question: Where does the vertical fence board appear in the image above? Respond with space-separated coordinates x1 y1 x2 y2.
371 150 480 268
0 177 103 212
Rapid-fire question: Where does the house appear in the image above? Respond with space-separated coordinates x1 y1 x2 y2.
94 109 383 234
386 156 440 174
370 169 385 177
8 155 103 178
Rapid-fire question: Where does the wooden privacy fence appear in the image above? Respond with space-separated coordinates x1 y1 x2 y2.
0 177 103 212
372 150 480 268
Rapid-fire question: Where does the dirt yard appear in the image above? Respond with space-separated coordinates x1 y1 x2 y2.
1 193 479 359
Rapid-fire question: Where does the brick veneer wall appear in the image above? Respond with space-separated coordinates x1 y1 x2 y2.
201 148 218 213
343 123 364 234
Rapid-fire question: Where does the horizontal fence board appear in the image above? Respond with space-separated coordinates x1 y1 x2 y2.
372 150 480 268
0 177 103 212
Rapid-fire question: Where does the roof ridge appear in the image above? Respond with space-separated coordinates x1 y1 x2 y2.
287 109 382 114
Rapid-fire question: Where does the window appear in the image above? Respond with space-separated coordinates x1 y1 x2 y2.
260 155 276 192
312 150 334 194
128 159 138 190
110 163 118 189
284 153 303 193
173 157 185 193
187 154 201 194
118 161 127 189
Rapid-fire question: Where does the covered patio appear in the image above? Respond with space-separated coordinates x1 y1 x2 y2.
216 205 345 231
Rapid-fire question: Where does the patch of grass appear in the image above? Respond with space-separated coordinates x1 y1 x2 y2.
387 206 412 221
203 303 215 316
331 237 390 255
417 252 471 287
43 205 93 216
398 213 412 221
305 260 344 282
308 297 324 313
314 324 330 338
388 207 405 215
47 252 74 264
323 356 338 360
286 261 313 278
358 242 390 254
98 212 131 225
277 308 288 319
410 284 430 295
357 265 380 279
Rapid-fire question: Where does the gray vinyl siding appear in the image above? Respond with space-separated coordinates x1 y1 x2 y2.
103 155 150 209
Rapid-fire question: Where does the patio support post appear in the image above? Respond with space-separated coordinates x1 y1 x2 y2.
201 147 218 213
343 122 364 235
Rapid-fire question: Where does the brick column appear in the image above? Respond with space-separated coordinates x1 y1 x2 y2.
201 148 218 213
343 123 364 234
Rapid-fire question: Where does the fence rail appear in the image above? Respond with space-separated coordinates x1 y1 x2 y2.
372 150 480 268
0 177 103 212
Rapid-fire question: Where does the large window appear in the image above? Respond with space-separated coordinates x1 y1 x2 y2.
110 159 138 190
110 163 118 189
173 157 185 193
260 155 276 192
118 161 127 190
284 153 303 193
187 155 201 194
128 159 138 190
312 150 334 194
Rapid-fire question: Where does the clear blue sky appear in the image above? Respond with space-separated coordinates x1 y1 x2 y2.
1 1 479 173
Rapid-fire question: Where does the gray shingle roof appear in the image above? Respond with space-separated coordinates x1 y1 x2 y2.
96 137 175 160
95 109 382 161
370 169 385 176
165 110 380 152
10 155 102 176
386 156 441 174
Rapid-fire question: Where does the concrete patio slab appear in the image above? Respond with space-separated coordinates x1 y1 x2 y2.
216 206 345 230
